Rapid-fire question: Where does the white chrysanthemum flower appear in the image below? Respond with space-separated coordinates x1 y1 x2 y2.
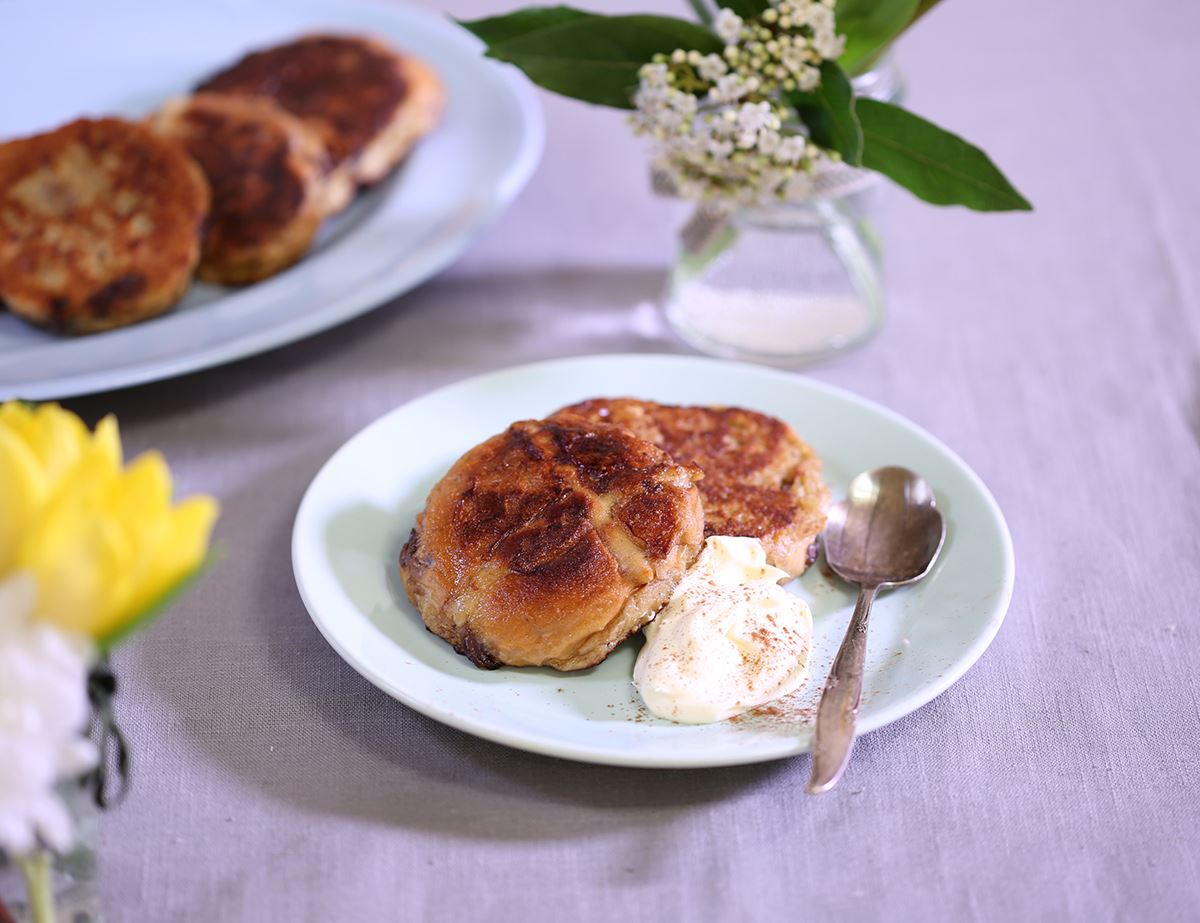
795 66 821 91
710 74 749 104
737 101 774 134
775 135 808 164
697 53 728 81
0 574 97 857
706 137 735 159
656 109 685 131
714 8 744 44
757 129 782 156
673 134 707 161
633 85 672 114
639 62 670 88
781 45 809 74
805 5 836 33
667 89 698 115
812 31 846 59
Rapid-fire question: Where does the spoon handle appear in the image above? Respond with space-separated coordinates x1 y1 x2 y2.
807 583 879 794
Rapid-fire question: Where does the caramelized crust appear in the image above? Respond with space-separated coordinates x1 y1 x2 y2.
197 34 443 213
399 418 705 671
0 118 208 334
554 399 829 577
150 94 329 284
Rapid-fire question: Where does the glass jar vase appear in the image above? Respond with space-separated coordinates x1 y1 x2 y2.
661 58 903 367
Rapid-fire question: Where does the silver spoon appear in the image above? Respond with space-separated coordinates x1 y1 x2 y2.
806 466 946 795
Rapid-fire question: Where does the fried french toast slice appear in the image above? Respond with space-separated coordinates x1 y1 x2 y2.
554 399 829 577
0 118 208 333
197 34 443 214
151 93 329 284
399 417 704 671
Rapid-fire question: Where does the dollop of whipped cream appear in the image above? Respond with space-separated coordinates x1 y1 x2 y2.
633 536 813 724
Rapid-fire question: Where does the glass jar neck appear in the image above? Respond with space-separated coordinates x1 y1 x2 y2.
851 54 904 104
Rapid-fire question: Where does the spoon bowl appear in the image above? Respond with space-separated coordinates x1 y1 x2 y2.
824 466 945 587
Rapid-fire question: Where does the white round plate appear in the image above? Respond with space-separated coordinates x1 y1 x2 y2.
292 355 1015 768
0 0 542 400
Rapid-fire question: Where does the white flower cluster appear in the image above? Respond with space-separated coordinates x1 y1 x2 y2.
0 574 96 857
632 0 846 204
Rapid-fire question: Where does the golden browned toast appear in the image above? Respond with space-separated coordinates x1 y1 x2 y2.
196 34 443 214
0 118 209 334
150 93 329 284
399 417 705 671
554 399 829 577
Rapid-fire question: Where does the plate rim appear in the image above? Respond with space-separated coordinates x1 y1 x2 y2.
0 0 545 400
291 353 1016 768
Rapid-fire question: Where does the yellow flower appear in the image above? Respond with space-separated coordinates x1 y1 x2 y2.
0 402 218 644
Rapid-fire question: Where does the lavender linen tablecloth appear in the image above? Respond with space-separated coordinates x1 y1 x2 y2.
52 0 1200 918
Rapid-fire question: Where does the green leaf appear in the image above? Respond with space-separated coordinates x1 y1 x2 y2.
836 0 919 74
684 0 714 26
910 0 946 25
857 99 1032 211
714 0 771 17
456 6 594 47
787 60 862 165
96 551 218 652
472 13 724 108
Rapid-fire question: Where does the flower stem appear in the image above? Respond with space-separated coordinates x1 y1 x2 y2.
686 0 714 27
15 851 56 923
